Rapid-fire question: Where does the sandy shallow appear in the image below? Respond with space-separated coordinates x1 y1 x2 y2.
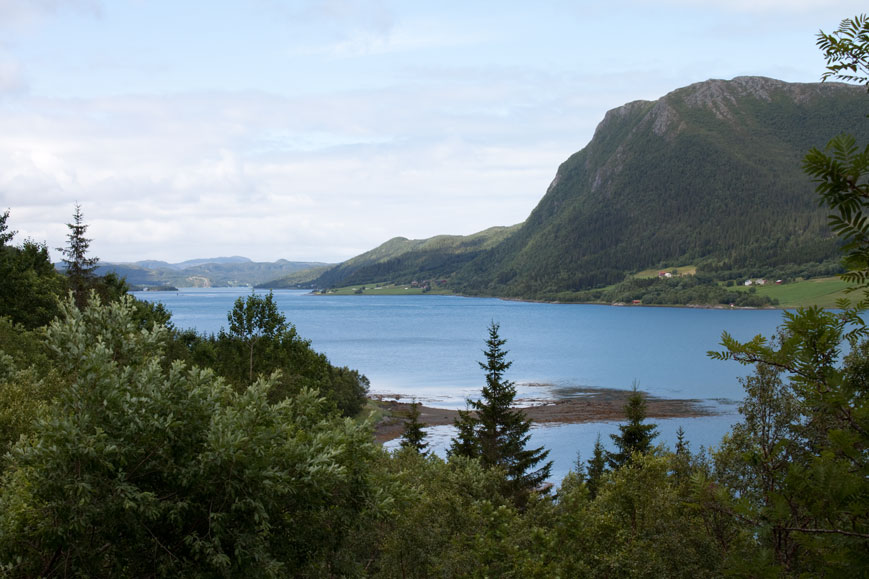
371 387 716 444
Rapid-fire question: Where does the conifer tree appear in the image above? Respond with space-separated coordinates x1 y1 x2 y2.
672 425 693 484
0 209 15 247
674 425 688 456
586 435 607 499
449 322 551 497
58 203 99 308
607 382 658 468
449 403 479 457
400 398 429 454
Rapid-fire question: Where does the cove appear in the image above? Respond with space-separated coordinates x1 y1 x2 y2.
136 288 787 482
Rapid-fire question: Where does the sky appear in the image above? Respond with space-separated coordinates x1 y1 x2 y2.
0 1 866 264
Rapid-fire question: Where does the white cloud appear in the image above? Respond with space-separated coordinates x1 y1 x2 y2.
307 0 394 35
0 0 101 30
0 52 26 94
644 0 864 11
0 74 589 262
0 0 102 97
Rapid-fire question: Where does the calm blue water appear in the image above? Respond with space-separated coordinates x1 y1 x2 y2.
136 287 788 483
383 415 738 484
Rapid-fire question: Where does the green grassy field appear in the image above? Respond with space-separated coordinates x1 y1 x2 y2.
634 265 698 278
732 277 853 308
320 275 859 308
321 283 451 296
630 267 855 308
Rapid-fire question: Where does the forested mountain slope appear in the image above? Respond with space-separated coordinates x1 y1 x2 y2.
450 76 869 297
300 77 869 299
289 225 520 289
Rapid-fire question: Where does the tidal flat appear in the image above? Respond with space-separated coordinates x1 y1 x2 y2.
371 387 715 443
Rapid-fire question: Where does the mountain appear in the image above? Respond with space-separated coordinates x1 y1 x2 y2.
453 76 869 298
302 77 869 299
286 226 521 289
96 258 331 288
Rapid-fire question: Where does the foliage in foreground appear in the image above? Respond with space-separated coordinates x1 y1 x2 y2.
0 296 382 577
707 307 869 575
695 15 869 574
168 291 369 418
0 260 865 577
0 209 65 329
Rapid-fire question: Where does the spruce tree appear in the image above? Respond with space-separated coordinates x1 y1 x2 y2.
607 382 658 469
449 322 551 497
672 425 692 484
0 209 15 247
674 425 688 456
399 398 429 454
58 203 99 308
449 403 479 457
586 435 607 499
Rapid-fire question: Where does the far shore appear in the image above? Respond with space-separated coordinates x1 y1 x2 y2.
499 296 780 310
370 387 721 444
309 290 785 310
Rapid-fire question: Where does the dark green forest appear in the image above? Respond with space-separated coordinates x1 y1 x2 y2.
1 15 868 577
266 226 520 291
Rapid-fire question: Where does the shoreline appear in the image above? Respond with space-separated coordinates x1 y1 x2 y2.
370 388 723 444
306 291 783 310
498 296 779 310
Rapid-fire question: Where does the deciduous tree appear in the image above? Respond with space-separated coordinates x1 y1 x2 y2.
187 291 368 416
708 308 869 575
0 295 381 576
818 14 869 87
804 14 869 292
0 240 65 328
556 453 724 577
226 290 287 383
700 19 869 572
0 210 64 328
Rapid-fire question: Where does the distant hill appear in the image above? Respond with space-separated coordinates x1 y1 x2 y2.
305 77 869 300
291 226 521 289
95 258 332 288
256 264 334 289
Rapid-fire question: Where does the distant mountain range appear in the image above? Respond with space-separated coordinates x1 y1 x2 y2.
93 257 331 289
261 76 869 300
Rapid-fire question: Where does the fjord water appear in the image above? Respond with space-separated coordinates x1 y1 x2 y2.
136 288 786 482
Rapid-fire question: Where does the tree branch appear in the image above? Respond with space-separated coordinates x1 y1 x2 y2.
783 526 869 540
